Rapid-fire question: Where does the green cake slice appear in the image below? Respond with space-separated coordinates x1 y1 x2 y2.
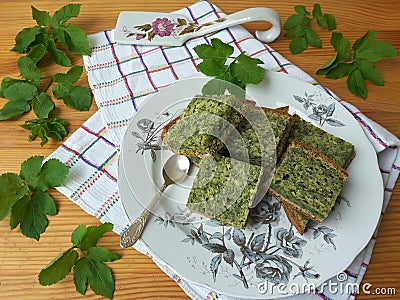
219 106 292 165
186 156 264 229
162 94 251 158
269 141 348 223
283 114 355 232
289 114 355 168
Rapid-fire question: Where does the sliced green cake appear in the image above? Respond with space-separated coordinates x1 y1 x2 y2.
289 114 355 168
161 95 251 158
283 114 355 233
219 106 292 165
269 141 348 223
186 156 263 229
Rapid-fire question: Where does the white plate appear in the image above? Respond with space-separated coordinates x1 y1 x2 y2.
118 71 383 298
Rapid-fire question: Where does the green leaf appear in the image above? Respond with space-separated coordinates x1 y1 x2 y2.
0 101 31 120
284 25 305 38
289 36 307 54
3 82 38 102
316 15 327 28
352 30 377 51
197 60 228 77
357 60 384 86
74 257 90 295
0 173 29 221
53 66 83 85
355 40 398 62
325 14 336 30
32 92 54 118
11 26 42 53
312 3 323 20
330 32 351 60
202 78 230 96
47 38 71 66
316 53 338 75
39 247 78 285
347 69 367 99
1 77 25 95
10 195 30 229
74 256 116 299
294 5 309 16
31 6 51 26
28 158 69 191
230 53 264 85
87 247 121 263
78 222 114 251
17 191 57 240
21 118 68 146
305 28 322 48
283 14 304 31
54 24 90 56
194 38 234 64
52 4 81 28
71 224 87 246
17 56 41 86
86 258 115 299
20 155 44 182
325 62 355 79
27 44 47 64
59 85 92 111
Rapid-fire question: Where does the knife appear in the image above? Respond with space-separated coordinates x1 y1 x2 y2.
114 7 281 46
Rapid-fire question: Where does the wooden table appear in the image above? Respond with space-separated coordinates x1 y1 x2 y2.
0 1 398 299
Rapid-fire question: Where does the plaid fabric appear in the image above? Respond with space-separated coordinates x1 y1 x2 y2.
49 1 400 299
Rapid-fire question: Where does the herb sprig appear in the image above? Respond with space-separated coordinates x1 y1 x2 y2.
0 4 92 146
194 38 265 98
316 31 398 99
0 156 69 240
284 4 336 54
39 223 120 299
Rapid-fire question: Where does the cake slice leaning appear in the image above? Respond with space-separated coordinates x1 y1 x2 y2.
219 106 292 165
283 114 356 233
269 141 348 223
289 114 355 168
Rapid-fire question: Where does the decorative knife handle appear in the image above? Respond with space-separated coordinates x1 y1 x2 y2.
193 7 282 43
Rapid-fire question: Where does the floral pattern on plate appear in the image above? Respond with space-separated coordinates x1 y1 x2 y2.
153 195 339 290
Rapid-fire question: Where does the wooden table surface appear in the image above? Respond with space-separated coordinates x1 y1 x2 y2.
0 1 398 299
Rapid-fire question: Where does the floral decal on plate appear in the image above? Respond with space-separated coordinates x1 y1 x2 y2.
154 195 340 290
293 92 345 127
122 17 226 41
131 111 181 162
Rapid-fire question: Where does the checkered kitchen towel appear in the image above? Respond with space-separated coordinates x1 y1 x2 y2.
49 1 400 299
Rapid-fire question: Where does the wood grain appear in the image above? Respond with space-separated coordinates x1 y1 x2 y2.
0 1 398 299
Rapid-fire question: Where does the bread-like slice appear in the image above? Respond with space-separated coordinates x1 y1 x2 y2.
261 106 292 160
282 202 309 235
290 114 355 168
269 141 348 223
161 95 253 158
186 156 263 229
219 106 292 165
281 114 355 232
